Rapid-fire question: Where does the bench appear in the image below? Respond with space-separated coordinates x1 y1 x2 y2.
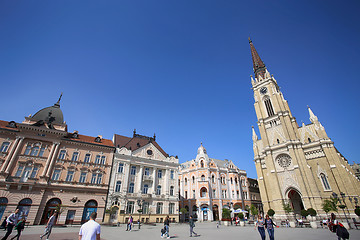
303 221 311 228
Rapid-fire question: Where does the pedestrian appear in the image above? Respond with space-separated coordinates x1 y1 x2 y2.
40 211 58 240
189 215 198 237
78 212 101 240
10 218 25 240
126 215 133 231
255 215 266 240
161 215 170 239
1 209 19 240
264 214 276 240
328 213 349 240
0 217 7 230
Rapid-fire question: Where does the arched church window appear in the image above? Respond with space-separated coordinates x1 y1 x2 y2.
185 178 187 186
212 175 215 183
201 175 205 181
200 187 207 198
308 138 311 143
277 139 280 144
192 176 195 183
264 96 275 117
320 173 331 190
200 160 204 168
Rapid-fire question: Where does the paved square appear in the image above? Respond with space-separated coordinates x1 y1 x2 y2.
3 222 359 240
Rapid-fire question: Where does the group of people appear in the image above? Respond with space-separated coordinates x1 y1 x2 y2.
254 215 276 240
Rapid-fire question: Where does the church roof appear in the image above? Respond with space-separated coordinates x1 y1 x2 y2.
113 131 169 157
31 94 64 125
249 38 266 79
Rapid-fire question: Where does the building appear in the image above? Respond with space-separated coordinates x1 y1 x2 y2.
249 39 360 219
179 143 253 222
350 162 360 180
105 130 179 224
0 96 114 225
247 178 262 214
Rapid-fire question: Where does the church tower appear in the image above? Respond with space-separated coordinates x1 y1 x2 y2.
249 39 360 220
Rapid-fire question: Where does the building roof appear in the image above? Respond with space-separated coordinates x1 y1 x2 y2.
31 95 64 125
0 120 19 132
113 131 169 157
64 133 114 148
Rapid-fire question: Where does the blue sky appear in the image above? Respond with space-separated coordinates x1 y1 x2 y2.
1 0 359 178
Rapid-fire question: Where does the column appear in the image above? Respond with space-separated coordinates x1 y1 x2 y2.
5 137 25 174
41 143 56 177
151 167 157 194
163 169 169 195
45 143 60 177
122 162 130 194
0 136 21 173
136 166 144 194
239 176 245 210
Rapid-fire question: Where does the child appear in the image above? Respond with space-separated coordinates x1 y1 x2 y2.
10 218 25 240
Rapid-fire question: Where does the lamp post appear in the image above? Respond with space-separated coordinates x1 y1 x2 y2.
137 198 144 229
333 192 351 229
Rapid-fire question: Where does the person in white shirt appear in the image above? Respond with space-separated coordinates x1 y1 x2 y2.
79 212 100 240
1 209 19 240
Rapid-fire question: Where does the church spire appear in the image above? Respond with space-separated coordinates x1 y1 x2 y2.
252 126 258 142
308 106 318 123
249 38 266 79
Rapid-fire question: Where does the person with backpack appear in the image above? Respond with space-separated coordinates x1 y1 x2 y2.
189 215 198 237
264 214 276 240
329 213 349 240
10 218 25 240
161 215 170 239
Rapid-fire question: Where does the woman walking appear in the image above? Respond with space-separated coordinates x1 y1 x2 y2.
264 215 276 240
189 215 198 237
10 218 25 240
255 215 266 240
161 215 170 239
40 211 57 240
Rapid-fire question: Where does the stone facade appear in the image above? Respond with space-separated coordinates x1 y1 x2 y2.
0 97 114 225
350 162 360 180
179 144 254 222
105 131 179 224
249 39 360 220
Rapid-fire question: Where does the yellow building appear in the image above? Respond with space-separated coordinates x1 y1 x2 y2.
249 39 360 220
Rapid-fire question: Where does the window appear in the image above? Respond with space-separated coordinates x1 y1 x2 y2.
241 179 246 187
130 166 136 175
101 156 106 165
126 201 134 214
169 203 175 214
79 172 87 183
193 190 196 198
128 183 135 193
213 189 216 198
212 175 215 183
170 170 174 179
30 146 39 156
192 176 195 184
184 178 187 186
156 202 163 214
39 147 45 157
236 190 239 198
170 186 174 196
15 166 24 177
144 167 150 176
142 202 149 214
71 152 79 161
230 177 233 184
200 160 204 168
185 191 188 199
65 171 74 182
118 163 124 173
0 142 10 153
158 170 162 179
320 173 331 190
24 145 31 155
95 155 100 164
91 173 102 184
143 184 149 194
264 97 275 117
30 166 38 179
115 181 122 192
201 175 205 181
156 185 161 195
84 153 91 163
52 169 61 181
232 190 235 198
235 178 238 184
20 166 32 182
58 150 66 160
200 187 207 198
15 165 38 182
96 174 102 184
308 138 312 143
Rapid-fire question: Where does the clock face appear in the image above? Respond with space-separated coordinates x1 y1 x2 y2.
260 87 268 95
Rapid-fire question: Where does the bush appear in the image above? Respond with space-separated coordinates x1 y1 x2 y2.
222 208 231 220
355 208 360 217
338 205 346 209
180 208 188 214
238 213 244 220
307 208 317 217
301 209 309 218
267 209 275 217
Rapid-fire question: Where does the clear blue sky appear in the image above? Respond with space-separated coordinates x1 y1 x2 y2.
1 1 359 178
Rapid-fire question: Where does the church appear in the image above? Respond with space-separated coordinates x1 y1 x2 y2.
249 39 360 219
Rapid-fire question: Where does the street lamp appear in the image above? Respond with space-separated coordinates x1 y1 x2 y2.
333 192 351 229
137 198 145 229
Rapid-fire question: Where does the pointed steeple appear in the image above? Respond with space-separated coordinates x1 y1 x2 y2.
308 106 318 123
252 126 258 142
54 92 63 107
249 38 266 79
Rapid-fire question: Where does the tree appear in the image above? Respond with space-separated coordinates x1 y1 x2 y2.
307 208 317 217
355 207 360 217
250 204 258 217
222 208 231 220
300 209 309 218
239 212 244 220
322 199 338 215
267 209 275 217
283 203 293 214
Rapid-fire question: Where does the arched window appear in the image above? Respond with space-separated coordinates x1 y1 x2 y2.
170 186 174 196
200 160 204 168
230 177 233 184
143 184 149 194
0 142 10 153
24 145 32 155
156 202 163 214
201 175 205 181
200 187 207 198
212 175 215 183
58 150 66 160
17 198 32 217
192 176 195 183
128 183 134 193
185 178 187 185
308 138 311 143
0 197 8 220
264 96 275 117
115 181 121 192
82 200 98 223
277 139 280 144
156 185 161 195
320 173 331 190
30 146 39 156
235 178 238 184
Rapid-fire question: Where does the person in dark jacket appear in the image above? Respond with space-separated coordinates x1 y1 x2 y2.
189 215 198 237
161 216 170 239
0 217 7 230
10 218 25 240
264 215 276 240
329 213 349 240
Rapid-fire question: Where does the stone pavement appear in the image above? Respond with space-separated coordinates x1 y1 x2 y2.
2 222 359 240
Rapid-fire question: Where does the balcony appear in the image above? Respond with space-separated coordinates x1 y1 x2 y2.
142 175 153 181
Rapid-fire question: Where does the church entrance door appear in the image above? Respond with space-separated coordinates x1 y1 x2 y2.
288 189 304 216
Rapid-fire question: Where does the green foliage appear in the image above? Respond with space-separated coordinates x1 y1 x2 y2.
300 209 309 217
307 208 317 216
180 208 188 214
338 204 346 209
267 209 275 217
222 208 231 219
322 199 338 213
355 208 360 217
250 204 258 216
238 213 244 220
55 204 65 214
283 203 293 214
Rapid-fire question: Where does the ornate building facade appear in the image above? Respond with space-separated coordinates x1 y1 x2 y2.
249 39 360 219
0 97 114 225
106 131 179 223
179 144 253 222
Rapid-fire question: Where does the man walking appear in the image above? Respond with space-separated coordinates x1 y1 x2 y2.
189 215 198 237
79 212 100 240
1 209 19 240
40 211 58 240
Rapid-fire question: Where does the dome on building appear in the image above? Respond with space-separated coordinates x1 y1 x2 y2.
31 95 64 125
